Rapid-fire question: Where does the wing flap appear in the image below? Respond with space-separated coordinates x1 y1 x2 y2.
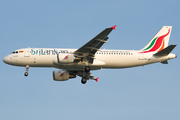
70 70 98 80
95 39 108 43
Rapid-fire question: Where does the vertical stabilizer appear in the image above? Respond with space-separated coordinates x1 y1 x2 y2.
140 26 172 53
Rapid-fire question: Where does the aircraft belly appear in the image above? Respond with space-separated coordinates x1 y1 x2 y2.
54 64 102 71
30 55 55 67
17 55 56 67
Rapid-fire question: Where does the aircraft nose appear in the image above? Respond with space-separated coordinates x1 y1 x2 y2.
3 55 18 65
3 55 13 65
3 56 9 64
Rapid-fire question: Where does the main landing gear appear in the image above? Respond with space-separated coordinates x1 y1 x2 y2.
85 66 90 72
24 65 29 76
81 77 87 84
81 66 90 84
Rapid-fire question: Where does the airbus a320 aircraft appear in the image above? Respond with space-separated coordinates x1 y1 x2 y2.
3 25 177 84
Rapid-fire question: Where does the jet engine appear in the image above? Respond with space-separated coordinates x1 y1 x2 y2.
57 54 75 63
53 70 76 81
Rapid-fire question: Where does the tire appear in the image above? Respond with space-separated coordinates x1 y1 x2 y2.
85 66 90 72
81 77 87 84
24 72 28 76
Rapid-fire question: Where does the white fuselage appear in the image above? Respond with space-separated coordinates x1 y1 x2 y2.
3 48 176 71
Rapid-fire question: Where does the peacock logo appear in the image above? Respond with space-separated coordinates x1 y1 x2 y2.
63 55 69 60
140 29 170 53
59 73 64 77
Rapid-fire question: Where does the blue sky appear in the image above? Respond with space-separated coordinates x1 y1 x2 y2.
0 0 180 120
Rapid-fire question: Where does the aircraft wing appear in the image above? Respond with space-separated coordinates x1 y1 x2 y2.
74 25 116 63
69 71 99 82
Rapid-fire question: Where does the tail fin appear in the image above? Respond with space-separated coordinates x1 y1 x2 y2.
140 26 172 53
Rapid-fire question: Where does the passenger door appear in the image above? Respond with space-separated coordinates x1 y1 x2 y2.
24 48 30 57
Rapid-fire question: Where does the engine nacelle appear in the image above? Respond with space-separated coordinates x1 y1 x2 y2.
53 70 76 81
57 54 75 63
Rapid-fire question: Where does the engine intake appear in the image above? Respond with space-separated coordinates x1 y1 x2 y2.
53 70 76 81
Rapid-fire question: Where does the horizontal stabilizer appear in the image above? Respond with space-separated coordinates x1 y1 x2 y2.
153 45 176 57
161 60 168 64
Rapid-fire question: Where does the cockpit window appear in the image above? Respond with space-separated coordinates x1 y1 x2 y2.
11 51 19 54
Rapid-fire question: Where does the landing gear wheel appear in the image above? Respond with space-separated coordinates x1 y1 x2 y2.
85 66 90 72
81 77 87 84
24 65 29 77
24 72 28 76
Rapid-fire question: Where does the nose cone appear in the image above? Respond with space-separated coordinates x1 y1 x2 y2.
3 55 16 65
3 56 9 64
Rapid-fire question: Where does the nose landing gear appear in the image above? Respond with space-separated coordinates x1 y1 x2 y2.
24 72 28 76
24 65 29 76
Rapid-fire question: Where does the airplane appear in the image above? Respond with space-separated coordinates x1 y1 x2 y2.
3 25 177 84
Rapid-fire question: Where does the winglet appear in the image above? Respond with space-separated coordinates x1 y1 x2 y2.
111 25 117 30
95 77 99 82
